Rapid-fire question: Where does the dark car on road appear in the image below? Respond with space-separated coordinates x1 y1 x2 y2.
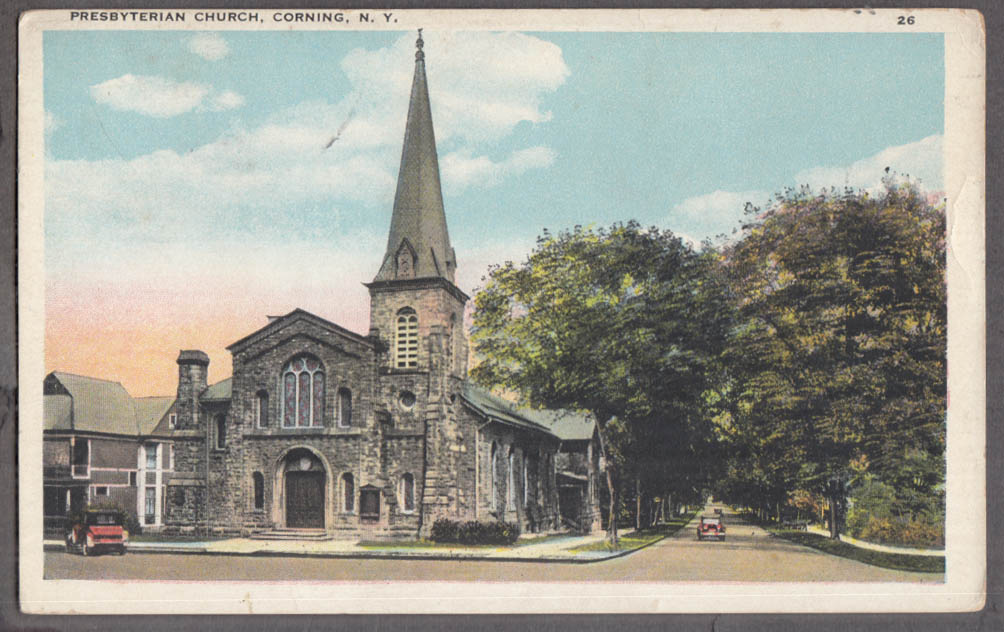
65 510 128 556
697 515 726 541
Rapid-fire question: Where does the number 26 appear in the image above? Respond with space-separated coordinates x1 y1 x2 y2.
897 15 915 25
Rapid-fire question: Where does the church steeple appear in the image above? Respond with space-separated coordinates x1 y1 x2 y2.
374 30 456 284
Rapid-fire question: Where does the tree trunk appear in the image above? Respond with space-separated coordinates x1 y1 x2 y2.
595 420 618 546
635 477 642 531
828 494 840 540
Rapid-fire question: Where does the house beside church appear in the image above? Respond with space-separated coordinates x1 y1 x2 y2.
42 32 602 540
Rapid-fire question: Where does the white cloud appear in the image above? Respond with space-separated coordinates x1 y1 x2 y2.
341 31 569 145
667 136 944 245
441 146 556 192
209 90 245 111
90 74 244 117
668 189 769 244
52 32 566 253
90 74 211 118
188 33 230 61
794 134 943 193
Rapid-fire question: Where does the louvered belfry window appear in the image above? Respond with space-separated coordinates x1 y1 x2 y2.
281 355 325 427
395 308 419 368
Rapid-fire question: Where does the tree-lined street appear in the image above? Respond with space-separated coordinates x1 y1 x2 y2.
45 506 939 583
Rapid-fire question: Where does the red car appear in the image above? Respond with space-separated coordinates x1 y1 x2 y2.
697 515 726 541
65 510 128 555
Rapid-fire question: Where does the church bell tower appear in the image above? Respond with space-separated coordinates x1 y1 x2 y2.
366 30 468 380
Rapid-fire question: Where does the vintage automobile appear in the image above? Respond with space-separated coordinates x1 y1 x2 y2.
64 510 128 555
697 515 726 541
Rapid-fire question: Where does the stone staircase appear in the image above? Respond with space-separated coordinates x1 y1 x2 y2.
249 528 333 541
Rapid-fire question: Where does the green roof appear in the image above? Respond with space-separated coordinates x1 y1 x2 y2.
201 378 232 401
44 372 176 437
134 397 175 434
46 372 139 435
525 409 596 442
460 382 556 437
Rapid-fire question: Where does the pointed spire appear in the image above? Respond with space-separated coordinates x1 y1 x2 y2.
374 29 456 284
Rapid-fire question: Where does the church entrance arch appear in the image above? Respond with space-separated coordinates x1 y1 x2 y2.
275 447 329 529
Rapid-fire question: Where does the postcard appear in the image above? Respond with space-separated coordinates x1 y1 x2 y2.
18 8 985 614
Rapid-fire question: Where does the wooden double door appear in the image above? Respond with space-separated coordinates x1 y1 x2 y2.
285 471 324 528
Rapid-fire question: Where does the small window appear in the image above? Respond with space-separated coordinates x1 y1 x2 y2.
490 442 500 513
253 472 265 510
215 415 226 449
342 473 355 513
395 308 419 368
129 471 137 487
338 388 352 428
255 391 269 428
145 444 157 470
398 390 416 410
507 449 516 510
144 487 156 524
400 473 415 513
95 486 109 497
168 413 177 429
360 488 380 521
172 487 185 507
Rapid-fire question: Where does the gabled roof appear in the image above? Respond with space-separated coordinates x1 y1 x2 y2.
373 31 455 284
460 382 556 437
45 372 139 435
226 308 372 354
201 378 232 402
525 409 597 442
134 397 175 435
44 371 175 437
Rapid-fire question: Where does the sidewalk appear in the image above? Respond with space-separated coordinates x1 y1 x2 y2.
804 525 944 557
44 529 660 564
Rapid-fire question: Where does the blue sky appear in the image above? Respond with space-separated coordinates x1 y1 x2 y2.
42 29 945 394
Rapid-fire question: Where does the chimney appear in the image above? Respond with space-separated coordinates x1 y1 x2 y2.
176 350 209 430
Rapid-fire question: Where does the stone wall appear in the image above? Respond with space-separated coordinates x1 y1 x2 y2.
473 418 561 533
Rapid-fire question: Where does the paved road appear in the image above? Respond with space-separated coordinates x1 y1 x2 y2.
44 507 940 583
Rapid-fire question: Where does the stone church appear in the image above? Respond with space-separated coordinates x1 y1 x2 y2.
143 33 603 539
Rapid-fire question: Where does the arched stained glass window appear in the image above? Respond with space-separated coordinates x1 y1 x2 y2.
281 355 325 427
395 308 419 368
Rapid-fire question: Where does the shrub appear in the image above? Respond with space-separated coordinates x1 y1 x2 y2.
430 518 519 545
857 516 944 548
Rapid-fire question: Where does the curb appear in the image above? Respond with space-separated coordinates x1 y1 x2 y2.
44 534 668 564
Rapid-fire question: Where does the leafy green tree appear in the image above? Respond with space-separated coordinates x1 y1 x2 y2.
721 178 946 537
470 222 729 544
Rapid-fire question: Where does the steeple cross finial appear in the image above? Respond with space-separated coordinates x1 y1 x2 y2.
416 28 425 62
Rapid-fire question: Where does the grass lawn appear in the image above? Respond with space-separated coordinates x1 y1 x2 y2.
567 510 698 554
769 528 944 573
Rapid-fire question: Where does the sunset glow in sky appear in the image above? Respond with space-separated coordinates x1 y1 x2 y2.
43 30 944 396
